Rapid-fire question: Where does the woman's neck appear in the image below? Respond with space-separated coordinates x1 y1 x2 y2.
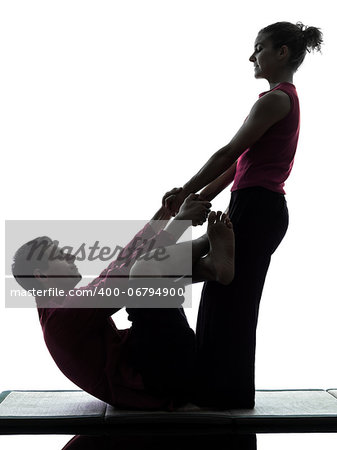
268 72 294 90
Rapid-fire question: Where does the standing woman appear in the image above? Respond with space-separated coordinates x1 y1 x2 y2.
162 22 323 408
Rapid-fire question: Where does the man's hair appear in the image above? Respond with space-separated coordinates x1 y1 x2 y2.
259 21 323 72
12 236 53 291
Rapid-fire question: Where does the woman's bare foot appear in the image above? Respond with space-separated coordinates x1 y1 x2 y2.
201 211 235 285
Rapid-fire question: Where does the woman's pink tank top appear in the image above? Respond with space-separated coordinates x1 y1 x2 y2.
231 82 300 194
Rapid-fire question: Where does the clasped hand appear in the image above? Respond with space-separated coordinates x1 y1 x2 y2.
162 187 211 226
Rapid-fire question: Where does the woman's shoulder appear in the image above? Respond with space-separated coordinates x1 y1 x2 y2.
271 83 299 111
257 88 291 117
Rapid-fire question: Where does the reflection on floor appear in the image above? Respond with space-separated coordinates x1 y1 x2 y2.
3 433 337 449
61 434 257 450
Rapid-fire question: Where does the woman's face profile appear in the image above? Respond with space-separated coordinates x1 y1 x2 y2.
249 33 280 80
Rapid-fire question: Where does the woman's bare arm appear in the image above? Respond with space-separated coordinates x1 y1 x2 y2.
182 90 290 194
164 90 291 213
199 162 237 201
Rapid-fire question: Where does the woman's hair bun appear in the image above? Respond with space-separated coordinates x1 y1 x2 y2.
296 22 323 53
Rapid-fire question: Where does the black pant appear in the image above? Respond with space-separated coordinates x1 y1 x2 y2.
196 187 289 408
127 299 196 405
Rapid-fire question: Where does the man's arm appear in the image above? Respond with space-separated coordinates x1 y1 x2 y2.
115 203 175 264
129 195 212 281
148 206 172 234
164 90 291 213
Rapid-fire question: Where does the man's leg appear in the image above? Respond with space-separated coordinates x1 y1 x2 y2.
127 305 196 404
130 211 235 287
126 212 235 405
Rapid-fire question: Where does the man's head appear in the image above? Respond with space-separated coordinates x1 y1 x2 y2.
12 236 82 293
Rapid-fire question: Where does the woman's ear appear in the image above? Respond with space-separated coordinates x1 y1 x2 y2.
279 44 289 60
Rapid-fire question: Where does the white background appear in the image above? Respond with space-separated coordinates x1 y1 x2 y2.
0 1 336 448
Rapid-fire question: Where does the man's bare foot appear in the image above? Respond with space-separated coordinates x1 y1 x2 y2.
202 211 235 285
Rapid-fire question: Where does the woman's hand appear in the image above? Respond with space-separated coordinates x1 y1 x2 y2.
162 187 188 216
